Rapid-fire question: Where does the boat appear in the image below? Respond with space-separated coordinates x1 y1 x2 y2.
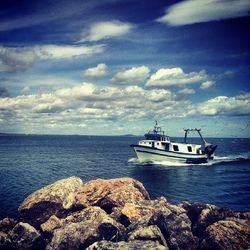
130 121 217 164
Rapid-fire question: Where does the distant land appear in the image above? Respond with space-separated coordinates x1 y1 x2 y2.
0 132 248 139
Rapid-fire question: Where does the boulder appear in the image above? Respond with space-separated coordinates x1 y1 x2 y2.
46 206 125 250
10 222 43 250
127 225 168 248
76 178 149 213
121 197 166 224
149 208 198 250
0 217 17 233
121 197 185 224
182 202 234 237
18 176 83 227
199 217 250 250
86 240 167 250
41 215 62 236
0 231 12 250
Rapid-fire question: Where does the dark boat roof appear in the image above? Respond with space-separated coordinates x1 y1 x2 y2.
144 133 168 140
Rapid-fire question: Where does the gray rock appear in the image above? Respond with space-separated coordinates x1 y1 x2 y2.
0 231 12 250
128 225 168 248
10 222 42 250
86 240 167 250
181 202 234 237
18 176 84 227
199 217 250 250
149 208 198 250
46 206 125 250
0 217 17 233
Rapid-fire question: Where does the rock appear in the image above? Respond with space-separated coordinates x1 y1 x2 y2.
0 231 12 250
76 178 149 213
128 225 168 248
120 197 165 224
47 206 125 250
0 217 17 233
10 222 43 250
41 215 62 236
199 217 250 250
121 197 185 225
18 176 83 227
149 208 198 250
182 202 234 237
86 240 167 250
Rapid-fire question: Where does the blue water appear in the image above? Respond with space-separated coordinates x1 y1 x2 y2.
0 135 250 219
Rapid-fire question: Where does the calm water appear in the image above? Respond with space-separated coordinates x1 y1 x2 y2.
0 135 250 218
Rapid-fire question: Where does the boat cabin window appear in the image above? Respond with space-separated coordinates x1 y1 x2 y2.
187 146 192 152
173 145 179 151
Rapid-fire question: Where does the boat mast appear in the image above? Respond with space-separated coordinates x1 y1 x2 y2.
196 128 207 145
184 129 189 143
184 128 207 145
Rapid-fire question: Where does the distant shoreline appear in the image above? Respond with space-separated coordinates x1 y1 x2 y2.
0 132 249 139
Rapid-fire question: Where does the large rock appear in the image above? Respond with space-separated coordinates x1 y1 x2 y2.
86 240 167 250
46 206 125 250
76 178 149 213
0 217 17 233
149 208 198 250
182 202 234 237
121 197 186 224
0 231 12 250
10 222 43 250
127 225 168 248
199 217 250 250
18 176 83 227
40 215 63 238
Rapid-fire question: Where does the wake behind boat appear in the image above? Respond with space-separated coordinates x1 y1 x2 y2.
131 122 217 164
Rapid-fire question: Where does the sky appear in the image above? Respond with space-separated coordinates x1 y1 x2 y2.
0 0 249 137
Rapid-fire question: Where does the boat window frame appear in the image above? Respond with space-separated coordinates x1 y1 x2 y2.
173 145 179 151
187 146 192 152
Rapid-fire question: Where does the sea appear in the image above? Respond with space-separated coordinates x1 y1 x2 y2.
0 135 250 219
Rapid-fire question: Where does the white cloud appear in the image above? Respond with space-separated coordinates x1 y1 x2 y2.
55 82 123 101
200 81 215 90
110 66 150 85
197 93 250 116
0 45 105 72
146 89 172 102
158 0 250 26
82 63 107 79
146 67 208 87
178 88 196 95
81 20 134 42
36 44 105 60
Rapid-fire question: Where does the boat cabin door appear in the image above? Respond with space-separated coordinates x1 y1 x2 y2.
152 142 155 148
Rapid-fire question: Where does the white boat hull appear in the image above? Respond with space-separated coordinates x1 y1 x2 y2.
131 145 209 164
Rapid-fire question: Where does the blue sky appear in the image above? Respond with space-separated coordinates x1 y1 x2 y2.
0 0 249 137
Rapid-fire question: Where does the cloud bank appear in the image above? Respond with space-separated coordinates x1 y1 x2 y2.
0 45 105 72
1 80 249 133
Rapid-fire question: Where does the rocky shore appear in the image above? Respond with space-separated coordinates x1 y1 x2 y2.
0 176 249 250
